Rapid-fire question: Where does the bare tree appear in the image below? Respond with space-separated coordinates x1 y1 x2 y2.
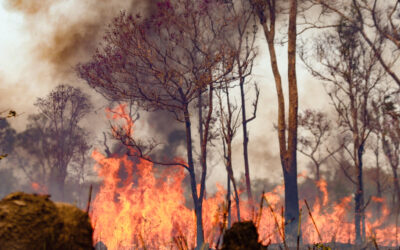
17 85 92 201
77 1 240 248
304 0 400 88
372 92 400 207
367 132 390 217
224 0 259 205
16 114 54 187
250 0 301 243
217 78 242 227
381 98 400 207
70 136 92 207
298 109 341 181
300 16 385 244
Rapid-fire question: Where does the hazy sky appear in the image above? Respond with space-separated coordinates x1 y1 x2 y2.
0 0 330 189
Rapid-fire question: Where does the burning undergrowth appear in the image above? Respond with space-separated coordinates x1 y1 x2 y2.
88 105 399 249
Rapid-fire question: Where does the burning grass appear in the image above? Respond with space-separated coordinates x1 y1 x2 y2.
88 105 399 249
89 146 399 249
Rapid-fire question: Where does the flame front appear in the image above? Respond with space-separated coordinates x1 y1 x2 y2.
90 105 399 249
90 150 197 249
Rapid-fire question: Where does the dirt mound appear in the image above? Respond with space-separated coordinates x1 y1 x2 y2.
0 192 93 250
56 203 93 249
221 221 263 250
0 192 63 249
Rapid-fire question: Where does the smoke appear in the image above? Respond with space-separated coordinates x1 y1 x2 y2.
0 0 157 132
0 0 162 202
148 111 186 159
3 0 187 182
5 0 52 15
0 0 333 196
5 0 154 77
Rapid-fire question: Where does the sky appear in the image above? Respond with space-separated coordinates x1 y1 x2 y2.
0 2 39 120
0 0 331 190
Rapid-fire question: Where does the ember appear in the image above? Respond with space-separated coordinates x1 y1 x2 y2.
31 182 48 194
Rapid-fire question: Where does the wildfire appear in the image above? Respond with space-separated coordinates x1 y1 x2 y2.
90 105 399 249
90 150 196 249
31 182 48 194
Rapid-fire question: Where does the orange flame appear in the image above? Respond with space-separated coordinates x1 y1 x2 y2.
31 182 48 194
90 150 195 249
90 104 399 249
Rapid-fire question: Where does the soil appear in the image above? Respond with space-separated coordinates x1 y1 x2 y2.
0 192 93 250
221 221 264 250
56 203 93 250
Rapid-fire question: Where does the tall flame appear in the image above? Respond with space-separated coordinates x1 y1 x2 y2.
90 150 195 249
90 104 399 249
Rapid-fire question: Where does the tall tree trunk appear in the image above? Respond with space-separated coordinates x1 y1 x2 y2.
240 79 253 204
354 142 365 244
183 105 204 249
198 89 203 151
282 163 300 244
199 84 214 204
285 0 300 244
219 77 241 224
49 169 65 202
392 167 400 206
227 174 232 228
227 140 241 222
252 0 300 244
194 200 204 250
374 149 383 217
193 83 214 249
198 89 205 199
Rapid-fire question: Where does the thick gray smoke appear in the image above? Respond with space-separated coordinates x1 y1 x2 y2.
4 0 154 76
0 0 190 196
3 1 165 148
0 0 172 201
0 0 157 130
